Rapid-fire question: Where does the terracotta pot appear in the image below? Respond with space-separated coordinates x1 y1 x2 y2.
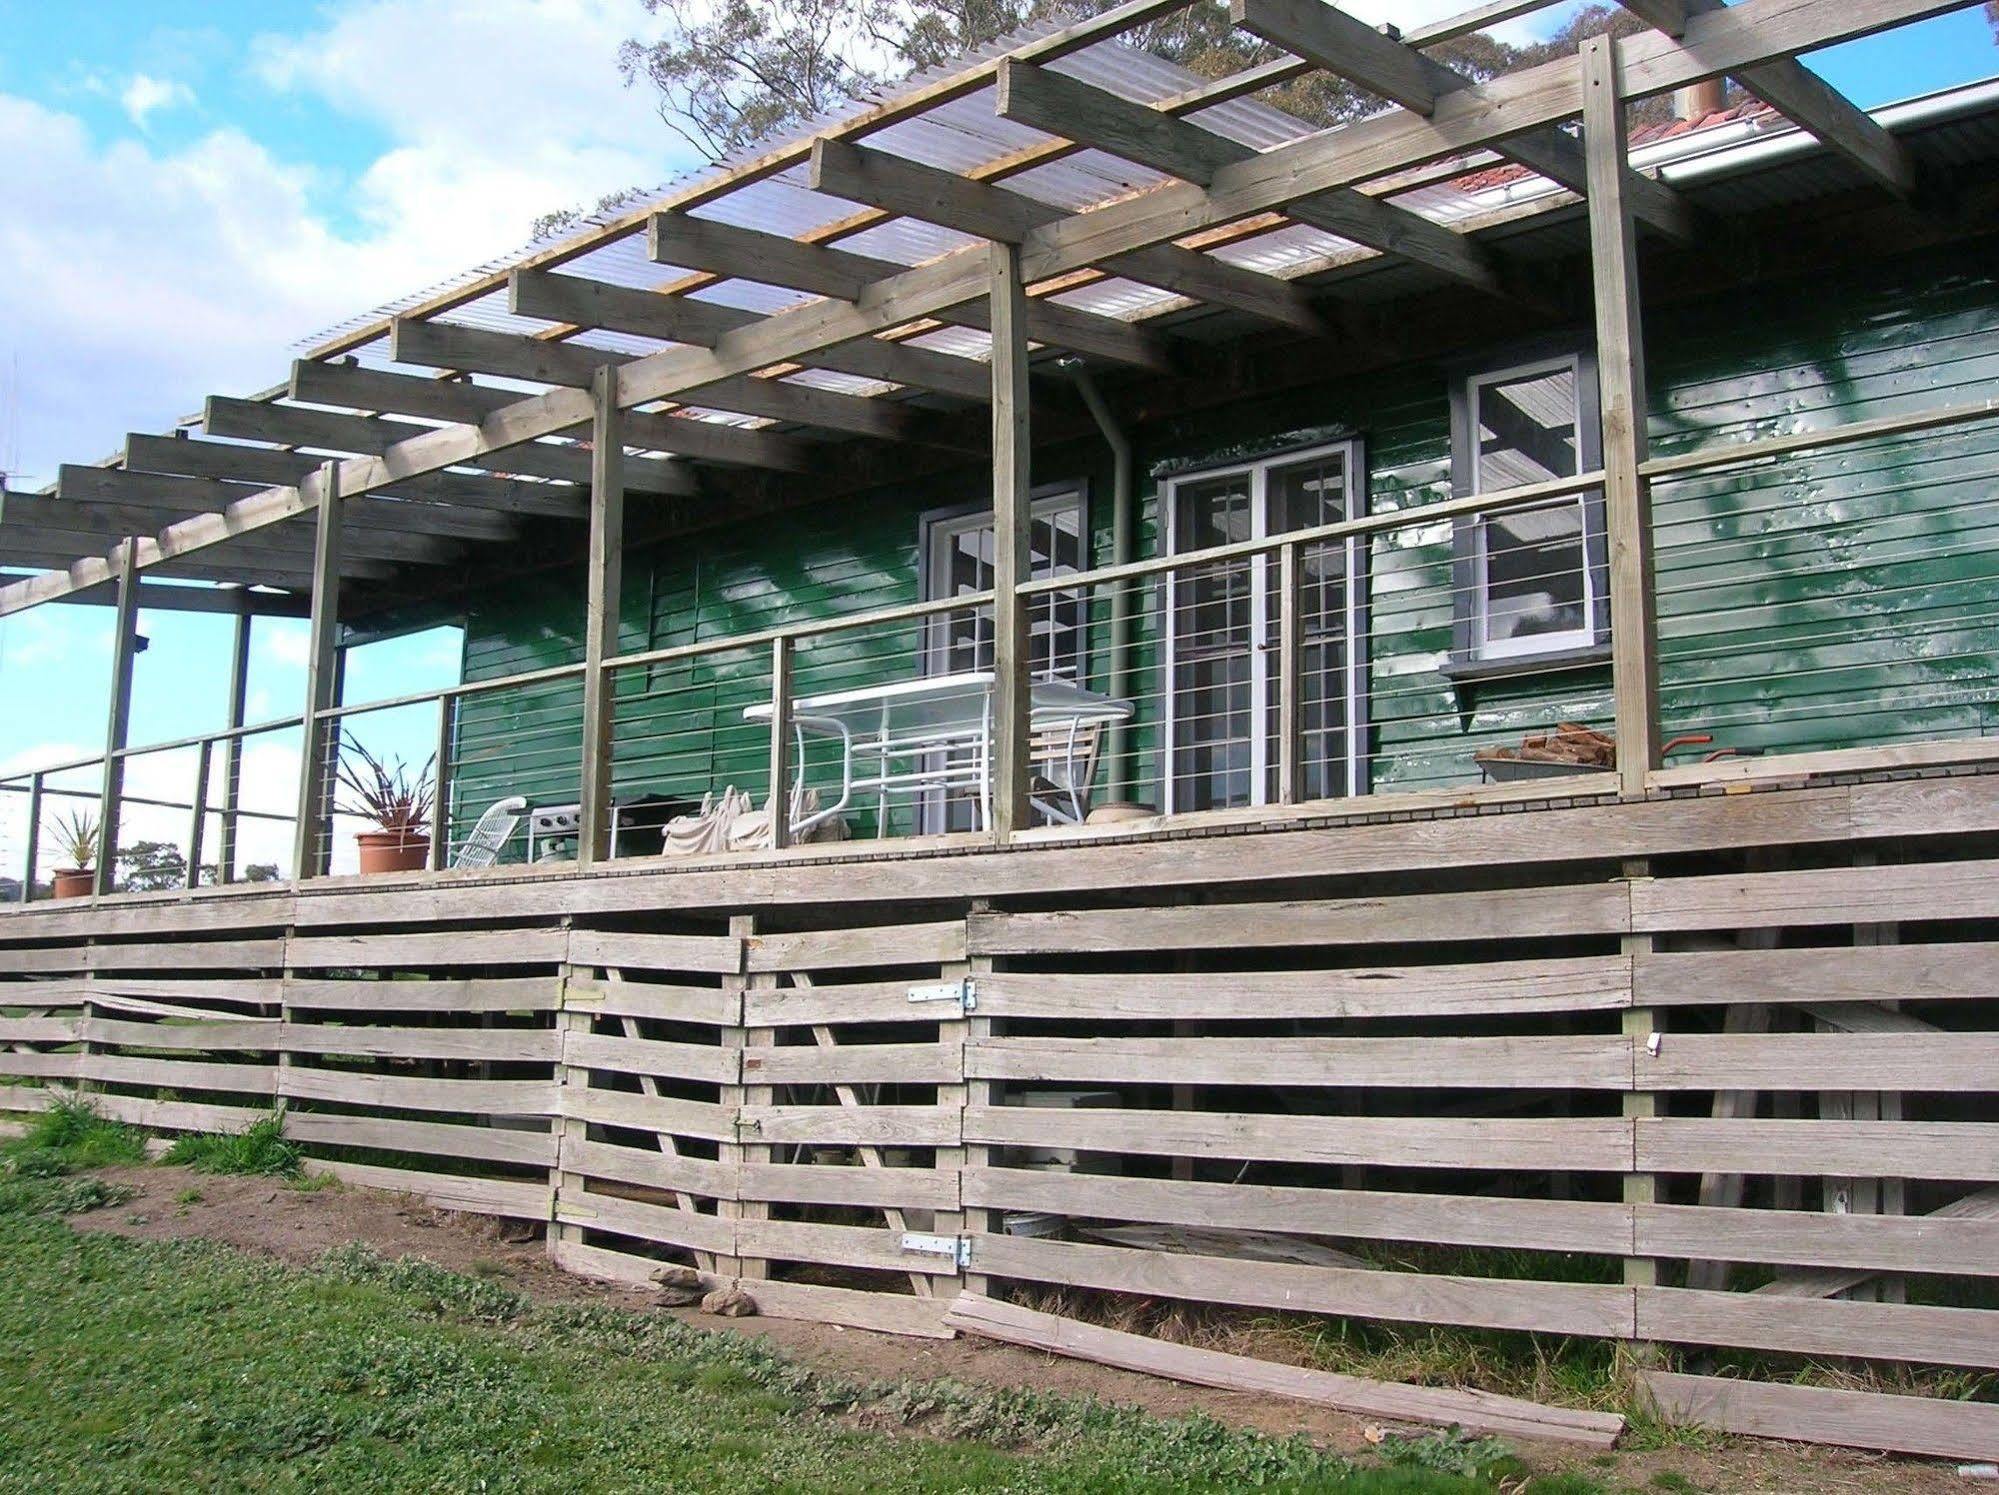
51 867 96 899
353 827 430 874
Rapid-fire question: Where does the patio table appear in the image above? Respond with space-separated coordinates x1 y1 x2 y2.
743 670 1132 835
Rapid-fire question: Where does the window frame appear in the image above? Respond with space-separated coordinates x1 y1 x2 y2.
1447 345 1610 675
915 480 1090 685
1161 437 1371 814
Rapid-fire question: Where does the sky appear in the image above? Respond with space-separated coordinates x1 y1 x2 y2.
0 0 1994 880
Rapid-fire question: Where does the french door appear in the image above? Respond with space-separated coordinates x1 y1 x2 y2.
1165 441 1366 812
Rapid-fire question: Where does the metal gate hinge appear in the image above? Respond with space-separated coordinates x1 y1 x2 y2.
899 1232 972 1268
907 977 977 1012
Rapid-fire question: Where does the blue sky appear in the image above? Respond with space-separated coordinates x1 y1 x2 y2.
0 0 1994 875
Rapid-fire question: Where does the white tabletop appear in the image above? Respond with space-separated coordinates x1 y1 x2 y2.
744 670 1131 735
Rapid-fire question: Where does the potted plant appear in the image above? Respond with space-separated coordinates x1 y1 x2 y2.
47 810 100 898
336 742 435 875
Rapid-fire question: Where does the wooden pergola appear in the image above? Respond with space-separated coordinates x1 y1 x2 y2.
0 0 1954 886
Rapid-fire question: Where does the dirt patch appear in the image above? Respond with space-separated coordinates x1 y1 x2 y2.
72 1166 1967 1494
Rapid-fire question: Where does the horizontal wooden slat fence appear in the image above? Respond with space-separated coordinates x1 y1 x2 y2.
3 772 1996 1453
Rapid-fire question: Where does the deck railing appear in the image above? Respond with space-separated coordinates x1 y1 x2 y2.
5 393 1999 896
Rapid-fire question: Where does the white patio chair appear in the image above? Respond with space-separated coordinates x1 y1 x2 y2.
450 795 528 870
1027 713 1113 825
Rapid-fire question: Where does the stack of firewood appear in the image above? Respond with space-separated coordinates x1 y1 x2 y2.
1474 721 1617 769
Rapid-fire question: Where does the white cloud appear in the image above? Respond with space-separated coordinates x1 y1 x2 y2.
0 0 687 491
258 626 311 669
120 74 194 130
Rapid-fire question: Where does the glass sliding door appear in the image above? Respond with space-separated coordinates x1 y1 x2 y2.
1167 442 1365 813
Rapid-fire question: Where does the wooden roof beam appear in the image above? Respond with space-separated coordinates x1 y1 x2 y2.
125 432 588 519
389 316 973 450
290 359 817 474
33 485 460 570
809 137 1328 333
203 393 697 496
648 212 1174 373
0 531 393 587
1618 0 1917 197
0 571 309 615
508 269 994 403
1232 0 1703 243
60 463 515 545
996 59 1543 306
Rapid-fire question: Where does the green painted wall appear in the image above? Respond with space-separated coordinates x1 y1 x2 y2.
450 242 1999 840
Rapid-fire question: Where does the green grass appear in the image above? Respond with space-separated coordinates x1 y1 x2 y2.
4 1098 149 1171
0 1213 1611 1494
160 1112 302 1177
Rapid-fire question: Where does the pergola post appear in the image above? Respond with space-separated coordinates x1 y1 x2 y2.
217 608 252 882
93 541 141 895
292 463 344 882
988 241 1033 843
1582 34 1661 797
579 362 625 868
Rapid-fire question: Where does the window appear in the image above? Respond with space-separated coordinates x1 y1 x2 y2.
919 487 1087 681
1165 441 1368 813
1450 350 1608 669
917 486 1087 830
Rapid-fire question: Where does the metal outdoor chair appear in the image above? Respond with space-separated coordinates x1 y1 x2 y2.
1027 712 1114 825
450 795 528 870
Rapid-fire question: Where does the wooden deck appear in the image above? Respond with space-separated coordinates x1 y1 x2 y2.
4 742 1997 1456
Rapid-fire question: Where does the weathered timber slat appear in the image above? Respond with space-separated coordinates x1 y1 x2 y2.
965 1107 1635 1172
743 1041 962 1087
286 1110 556 1167
966 1035 1634 1089
1639 1371 1999 1460
1635 1286 1999 1369
969 884 1630 955
563 1028 740 1085
746 921 968 971
972 1233 1636 1338
973 958 1631 1020
283 976 557 1012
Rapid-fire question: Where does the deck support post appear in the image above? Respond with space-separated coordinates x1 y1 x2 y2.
580 364 625 869
93 540 141 895
721 913 769 1283
1582 35 1661 797
21 772 43 902
1620 858 1662 1366
989 241 1032 843
292 464 344 882
217 610 252 883
186 739 212 890
429 695 457 872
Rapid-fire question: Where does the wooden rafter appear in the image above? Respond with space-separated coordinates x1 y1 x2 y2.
996 59 1529 304
509 270 994 402
203 395 696 496
1231 0 1702 243
388 318 968 449
124 432 588 519
647 213 1175 372
59 463 516 544
25 487 456 570
1617 0 1917 197
290 360 818 475
808 137 1328 333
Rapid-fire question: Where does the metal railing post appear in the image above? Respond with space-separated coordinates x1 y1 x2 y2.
768 636 792 851
1277 539 1304 806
